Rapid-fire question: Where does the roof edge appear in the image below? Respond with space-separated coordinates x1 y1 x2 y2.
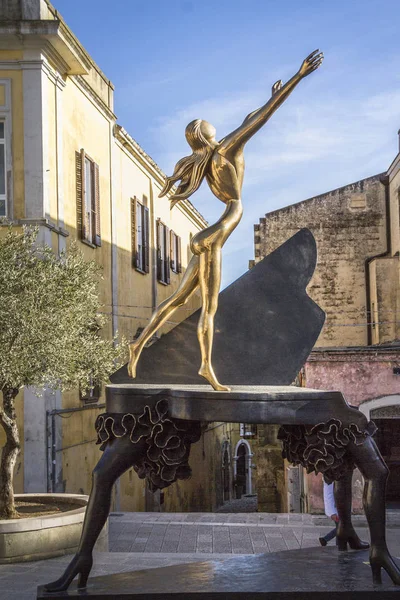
263 173 386 220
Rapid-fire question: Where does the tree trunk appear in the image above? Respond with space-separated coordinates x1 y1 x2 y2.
0 388 20 519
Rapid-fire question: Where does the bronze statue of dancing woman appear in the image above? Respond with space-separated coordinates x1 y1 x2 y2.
127 50 324 391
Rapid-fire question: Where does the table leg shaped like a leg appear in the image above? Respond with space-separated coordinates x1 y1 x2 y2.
350 435 400 585
43 436 147 592
335 471 369 551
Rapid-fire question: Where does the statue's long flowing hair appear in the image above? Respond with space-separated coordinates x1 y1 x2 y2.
159 119 214 206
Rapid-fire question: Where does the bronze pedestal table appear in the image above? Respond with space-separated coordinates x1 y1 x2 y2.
39 383 399 596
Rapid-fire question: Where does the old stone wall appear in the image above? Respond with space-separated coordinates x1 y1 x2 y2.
0 0 55 22
255 175 387 347
369 256 400 344
253 167 399 514
255 425 286 513
305 348 400 406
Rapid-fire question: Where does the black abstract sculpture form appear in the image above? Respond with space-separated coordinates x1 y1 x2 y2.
40 228 400 595
112 228 325 387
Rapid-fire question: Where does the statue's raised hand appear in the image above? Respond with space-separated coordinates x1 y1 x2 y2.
271 80 283 96
298 50 323 77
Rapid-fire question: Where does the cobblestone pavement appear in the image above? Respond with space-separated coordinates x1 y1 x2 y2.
108 510 400 554
216 495 258 513
1 511 400 600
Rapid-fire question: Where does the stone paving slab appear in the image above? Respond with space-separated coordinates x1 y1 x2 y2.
0 552 239 600
110 510 400 528
115 510 400 528
107 512 400 559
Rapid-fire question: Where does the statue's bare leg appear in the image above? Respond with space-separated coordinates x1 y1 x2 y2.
334 471 369 550
128 255 200 377
349 436 400 584
44 436 147 592
197 248 230 392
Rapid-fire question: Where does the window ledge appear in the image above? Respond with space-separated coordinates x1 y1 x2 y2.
81 239 97 249
135 267 148 275
58 227 69 238
81 398 100 405
7 219 70 237
157 279 170 286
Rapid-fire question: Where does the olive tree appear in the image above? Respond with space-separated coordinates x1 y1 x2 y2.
0 227 125 518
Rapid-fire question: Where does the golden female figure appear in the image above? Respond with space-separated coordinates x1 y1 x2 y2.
128 50 323 390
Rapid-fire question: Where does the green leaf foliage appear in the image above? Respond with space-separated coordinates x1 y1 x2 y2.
0 226 126 395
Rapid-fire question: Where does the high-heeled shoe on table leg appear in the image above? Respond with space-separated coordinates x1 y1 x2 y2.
44 554 93 592
337 535 369 551
336 526 369 551
369 550 400 585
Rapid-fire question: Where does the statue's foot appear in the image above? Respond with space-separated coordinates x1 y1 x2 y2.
198 364 230 392
128 343 138 378
44 553 93 592
369 548 400 585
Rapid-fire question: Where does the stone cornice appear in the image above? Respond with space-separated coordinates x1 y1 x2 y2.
0 53 114 120
74 75 116 122
114 125 208 230
261 173 385 220
0 20 90 75
44 0 114 89
309 344 400 362
386 152 400 181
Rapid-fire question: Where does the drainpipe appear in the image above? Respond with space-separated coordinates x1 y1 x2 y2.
46 403 105 493
149 180 158 313
110 124 118 342
365 175 391 345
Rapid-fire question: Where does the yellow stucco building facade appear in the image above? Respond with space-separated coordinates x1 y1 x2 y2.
0 0 209 510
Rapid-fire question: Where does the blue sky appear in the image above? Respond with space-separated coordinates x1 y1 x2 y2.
54 0 400 287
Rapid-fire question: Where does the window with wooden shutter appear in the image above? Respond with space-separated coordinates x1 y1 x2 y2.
164 224 170 284
131 196 138 268
143 205 150 273
132 197 150 274
84 155 91 242
157 219 170 284
0 121 7 217
170 231 182 274
76 149 100 247
76 150 83 237
170 230 176 273
177 234 182 273
240 424 257 437
94 163 101 246
156 219 162 281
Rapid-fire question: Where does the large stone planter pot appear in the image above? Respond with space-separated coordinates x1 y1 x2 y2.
0 493 108 564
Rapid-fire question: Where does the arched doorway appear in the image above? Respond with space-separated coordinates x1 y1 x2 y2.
360 395 400 508
221 441 231 502
233 440 253 496
236 444 247 494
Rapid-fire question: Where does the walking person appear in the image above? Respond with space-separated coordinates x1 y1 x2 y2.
319 480 369 549
319 481 338 546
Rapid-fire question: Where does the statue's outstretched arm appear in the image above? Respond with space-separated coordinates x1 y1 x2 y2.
219 50 323 154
